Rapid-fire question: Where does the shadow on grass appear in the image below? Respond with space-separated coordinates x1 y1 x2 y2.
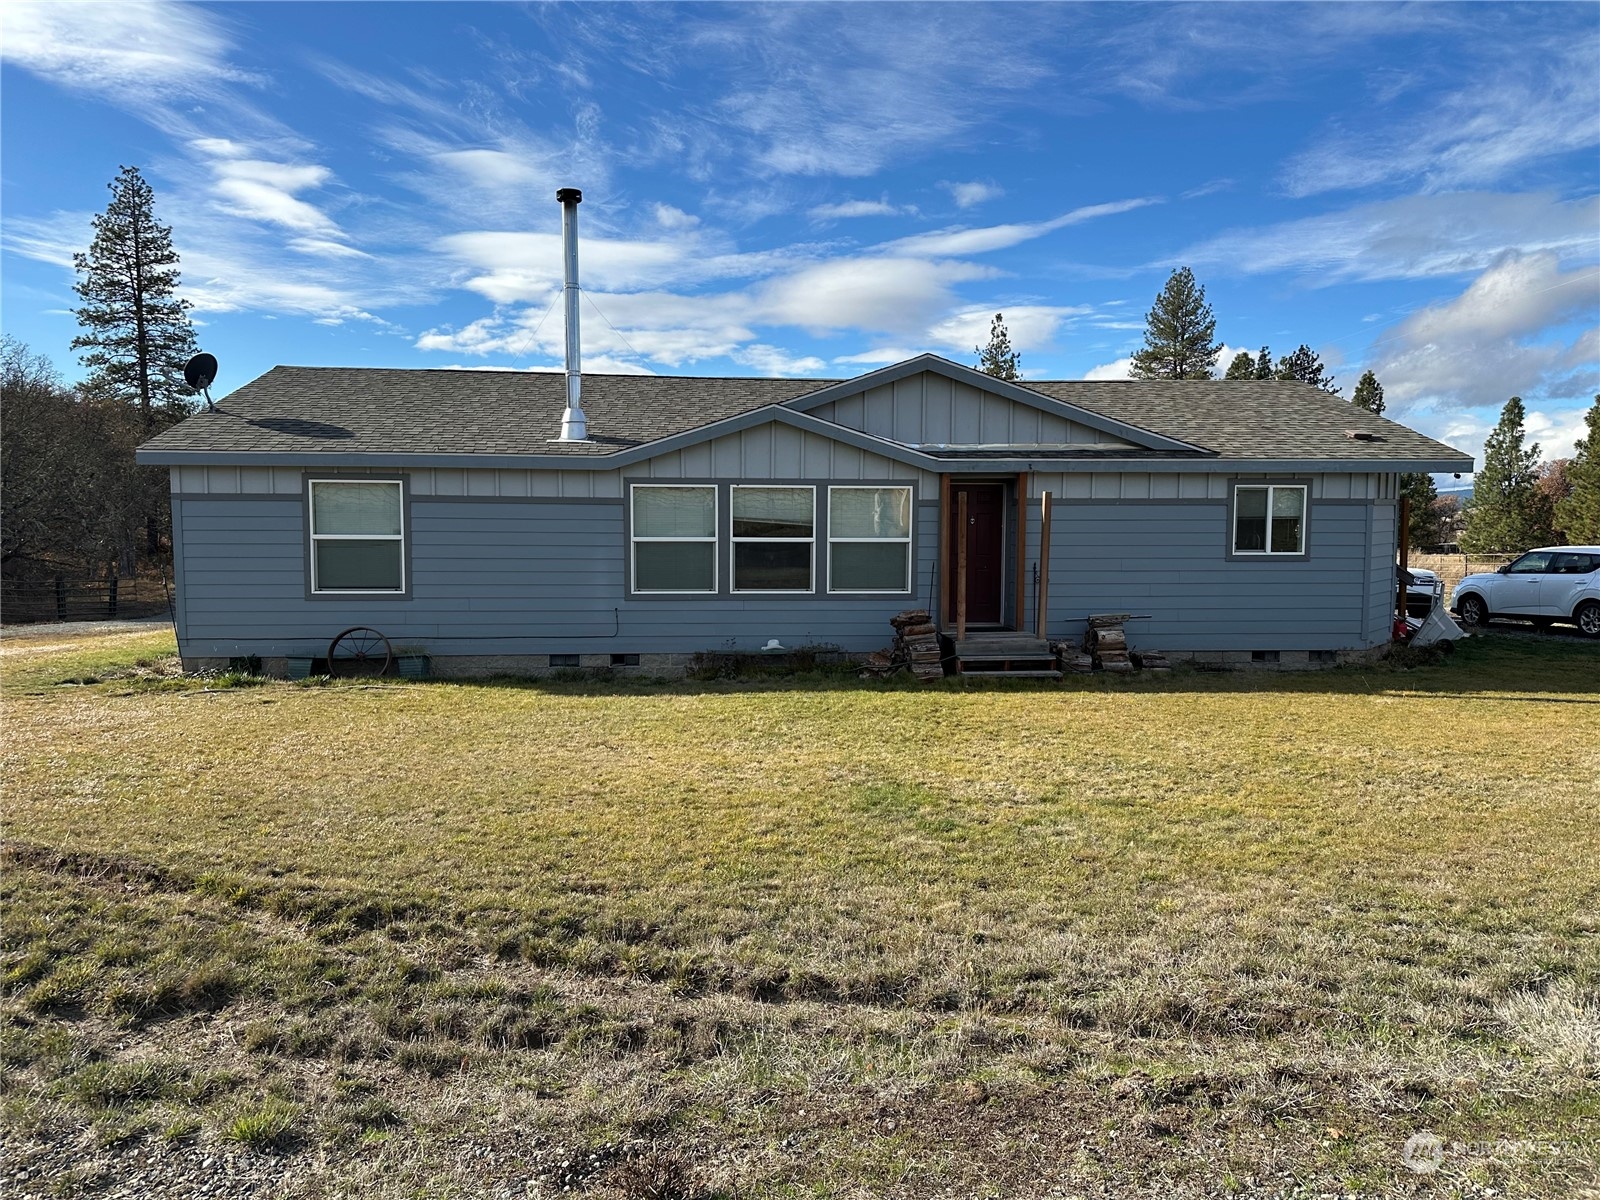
435 632 1600 700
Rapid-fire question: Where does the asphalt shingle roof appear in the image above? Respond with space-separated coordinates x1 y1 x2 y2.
143 368 824 457
139 365 1470 466
1027 379 1467 464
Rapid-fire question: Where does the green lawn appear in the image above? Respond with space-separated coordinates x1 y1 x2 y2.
2 628 1597 1198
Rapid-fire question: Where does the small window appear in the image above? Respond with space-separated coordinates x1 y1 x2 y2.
732 486 814 592
610 653 639 666
1233 485 1306 556
1251 650 1280 663
549 654 580 668
828 486 913 593
631 485 716 593
309 480 404 592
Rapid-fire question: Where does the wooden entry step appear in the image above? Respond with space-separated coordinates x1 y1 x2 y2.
958 668 1063 680
947 631 1060 679
951 634 1050 657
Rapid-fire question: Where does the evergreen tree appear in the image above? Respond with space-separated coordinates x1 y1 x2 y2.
1461 397 1553 553
975 312 1021 381
1275 344 1339 394
1129 267 1219 380
72 165 198 433
1555 396 1600 543
1224 351 1255 380
1399 471 1440 547
1351 369 1385 415
1226 346 1277 379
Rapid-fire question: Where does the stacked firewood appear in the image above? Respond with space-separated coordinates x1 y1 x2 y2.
1085 613 1134 673
1131 650 1172 672
1051 640 1095 674
891 609 945 681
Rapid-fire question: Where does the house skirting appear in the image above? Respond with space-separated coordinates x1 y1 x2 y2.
181 645 1388 679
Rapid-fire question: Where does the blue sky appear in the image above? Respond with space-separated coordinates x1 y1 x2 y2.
3 1 1597 477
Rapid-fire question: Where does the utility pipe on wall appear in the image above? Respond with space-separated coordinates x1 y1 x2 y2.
556 187 588 441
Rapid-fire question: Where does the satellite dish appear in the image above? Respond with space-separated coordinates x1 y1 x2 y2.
184 352 218 410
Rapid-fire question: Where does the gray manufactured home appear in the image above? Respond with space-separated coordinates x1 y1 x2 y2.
137 354 1471 675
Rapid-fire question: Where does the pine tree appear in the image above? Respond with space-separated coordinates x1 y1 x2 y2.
1351 370 1385 415
1400 471 1440 547
1555 396 1600 543
1275 344 1339 394
1253 346 1272 379
1461 397 1553 553
1224 351 1255 380
975 313 1021 381
1129 267 1219 380
72 165 198 434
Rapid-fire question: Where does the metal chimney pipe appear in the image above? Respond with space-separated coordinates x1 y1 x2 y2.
556 187 587 441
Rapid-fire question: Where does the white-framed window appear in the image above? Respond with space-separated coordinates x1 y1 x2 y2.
631 484 717 593
309 480 405 593
828 485 913 593
1233 484 1307 555
731 485 814 592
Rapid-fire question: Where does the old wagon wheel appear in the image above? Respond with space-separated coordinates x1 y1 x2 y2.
327 626 394 678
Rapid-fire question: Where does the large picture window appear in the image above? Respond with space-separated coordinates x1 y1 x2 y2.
732 486 814 592
631 485 716 593
1233 484 1306 555
309 480 405 592
828 486 913 592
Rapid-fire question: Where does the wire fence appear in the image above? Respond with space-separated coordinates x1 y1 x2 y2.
1 574 173 625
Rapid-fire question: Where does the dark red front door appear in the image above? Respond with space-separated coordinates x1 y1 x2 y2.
948 483 1005 625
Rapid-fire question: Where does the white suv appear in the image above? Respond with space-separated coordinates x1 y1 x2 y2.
1451 546 1600 637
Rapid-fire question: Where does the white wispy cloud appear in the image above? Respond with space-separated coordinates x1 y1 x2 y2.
808 198 911 221
1180 192 1600 283
1083 356 1134 381
0 0 262 105
539 3 1062 181
207 157 342 236
1373 252 1599 413
1283 33 1600 196
730 345 828 376
942 181 1003 209
884 198 1162 259
0 0 287 149
652 204 699 231
832 347 926 366
925 305 1093 357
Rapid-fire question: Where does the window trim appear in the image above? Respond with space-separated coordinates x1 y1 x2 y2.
629 483 718 595
307 477 409 596
826 484 914 594
730 484 816 594
1228 481 1310 560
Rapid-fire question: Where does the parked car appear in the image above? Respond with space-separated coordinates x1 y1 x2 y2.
1450 546 1600 636
1399 565 1439 617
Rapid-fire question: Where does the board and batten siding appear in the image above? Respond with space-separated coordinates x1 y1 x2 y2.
811 374 1128 447
1014 471 1399 650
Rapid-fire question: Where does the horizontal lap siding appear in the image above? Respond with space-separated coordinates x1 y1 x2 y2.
1368 502 1397 643
176 496 937 658
1022 501 1379 651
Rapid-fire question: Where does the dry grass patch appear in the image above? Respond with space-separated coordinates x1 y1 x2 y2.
2 627 1597 1197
